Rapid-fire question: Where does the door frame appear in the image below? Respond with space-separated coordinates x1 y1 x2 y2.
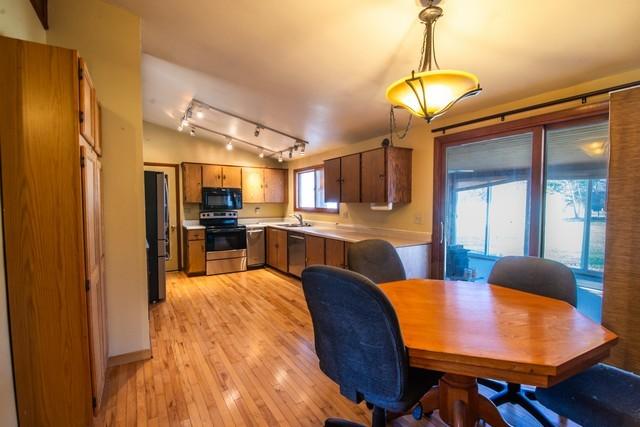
144 162 182 270
431 102 609 279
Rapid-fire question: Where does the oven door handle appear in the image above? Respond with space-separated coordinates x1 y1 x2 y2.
207 228 246 233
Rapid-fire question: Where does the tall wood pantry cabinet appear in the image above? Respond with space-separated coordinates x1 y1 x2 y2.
0 36 107 426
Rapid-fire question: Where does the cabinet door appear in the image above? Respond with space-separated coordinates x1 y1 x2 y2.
79 58 96 147
94 103 102 156
361 148 386 203
305 235 325 266
387 147 412 203
242 167 265 203
80 145 107 410
182 163 202 203
202 164 223 188
324 157 341 203
187 240 206 274
340 154 361 202
267 228 288 271
222 166 242 188
325 239 346 268
264 168 287 203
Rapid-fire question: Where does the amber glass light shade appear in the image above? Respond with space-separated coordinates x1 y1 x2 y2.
386 69 481 122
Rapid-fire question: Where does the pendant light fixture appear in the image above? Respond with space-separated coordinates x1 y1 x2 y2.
386 1 481 122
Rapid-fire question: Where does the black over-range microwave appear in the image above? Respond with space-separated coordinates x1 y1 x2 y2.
202 187 243 210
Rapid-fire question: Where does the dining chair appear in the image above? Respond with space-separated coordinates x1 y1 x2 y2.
301 265 441 427
347 239 406 284
535 363 640 427
480 255 577 427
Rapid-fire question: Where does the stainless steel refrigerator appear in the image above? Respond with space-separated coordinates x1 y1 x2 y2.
144 171 169 303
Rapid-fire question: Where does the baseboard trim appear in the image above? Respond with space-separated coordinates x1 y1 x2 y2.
107 349 152 368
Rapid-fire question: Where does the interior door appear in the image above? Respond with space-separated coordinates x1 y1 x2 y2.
438 132 534 281
144 164 179 271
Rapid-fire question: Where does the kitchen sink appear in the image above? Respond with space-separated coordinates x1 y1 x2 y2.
282 223 312 228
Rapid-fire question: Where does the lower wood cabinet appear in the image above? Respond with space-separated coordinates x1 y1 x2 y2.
305 235 325 266
183 228 205 275
325 238 346 268
267 227 288 271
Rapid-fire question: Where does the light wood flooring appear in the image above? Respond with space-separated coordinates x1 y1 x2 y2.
94 269 576 427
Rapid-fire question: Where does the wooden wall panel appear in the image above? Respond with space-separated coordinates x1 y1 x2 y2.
0 36 93 426
602 86 640 373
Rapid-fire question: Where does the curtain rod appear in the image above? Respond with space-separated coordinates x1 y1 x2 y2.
431 81 640 134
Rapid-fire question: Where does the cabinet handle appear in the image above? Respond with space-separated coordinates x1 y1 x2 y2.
217 175 221 179
379 174 385 178
223 175 226 180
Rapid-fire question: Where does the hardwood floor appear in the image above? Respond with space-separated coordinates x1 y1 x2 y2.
95 269 576 427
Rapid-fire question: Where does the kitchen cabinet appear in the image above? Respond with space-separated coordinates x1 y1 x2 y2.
323 153 361 203
324 157 341 202
203 164 222 188
0 37 108 425
223 166 242 188
305 235 325 266
94 103 102 156
183 163 203 203
325 238 346 268
324 147 412 204
340 154 361 202
242 167 265 203
361 147 412 203
79 57 97 148
184 228 205 275
80 141 108 410
267 227 288 271
264 168 288 203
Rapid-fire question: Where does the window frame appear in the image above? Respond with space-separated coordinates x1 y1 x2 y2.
293 165 339 214
431 102 609 279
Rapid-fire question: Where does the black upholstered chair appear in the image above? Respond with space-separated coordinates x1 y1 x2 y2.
480 256 577 427
535 363 640 427
301 265 440 427
347 239 406 284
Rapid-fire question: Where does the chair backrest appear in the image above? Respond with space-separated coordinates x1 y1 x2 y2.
347 239 406 284
488 256 577 307
301 265 409 403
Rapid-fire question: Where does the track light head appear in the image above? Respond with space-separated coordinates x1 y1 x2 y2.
190 128 196 136
226 137 233 151
254 125 261 137
278 153 283 163
258 150 265 159
196 110 204 119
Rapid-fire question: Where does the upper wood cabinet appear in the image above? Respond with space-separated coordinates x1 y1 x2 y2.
323 154 361 203
324 157 342 203
222 166 242 188
242 167 265 203
264 168 287 203
361 147 412 203
202 164 222 188
182 163 203 203
79 58 97 147
325 147 412 204
341 153 361 203
183 162 288 204
94 103 102 156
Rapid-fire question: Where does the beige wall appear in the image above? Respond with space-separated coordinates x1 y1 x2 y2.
0 1 46 425
47 0 150 357
143 121 288 221
287 68 640 234
0 0 46 43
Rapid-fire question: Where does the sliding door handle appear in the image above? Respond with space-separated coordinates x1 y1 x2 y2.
440 221 444 245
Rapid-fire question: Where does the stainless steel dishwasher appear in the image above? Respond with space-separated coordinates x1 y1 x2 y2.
246 227 265 267
287 233 306 277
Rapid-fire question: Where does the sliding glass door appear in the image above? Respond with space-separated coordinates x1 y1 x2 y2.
444 132 533 281
433 108 609 322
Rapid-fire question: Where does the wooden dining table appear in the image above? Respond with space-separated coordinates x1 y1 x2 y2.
379 279 618 427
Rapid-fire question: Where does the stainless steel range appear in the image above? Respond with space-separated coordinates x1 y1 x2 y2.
200 211 247 275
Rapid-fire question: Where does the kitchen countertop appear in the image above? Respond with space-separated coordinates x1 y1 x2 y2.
183 218 431 248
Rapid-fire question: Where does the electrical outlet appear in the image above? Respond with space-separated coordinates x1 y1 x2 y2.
414 213 423 224
254 206 261 215
342 210 349 219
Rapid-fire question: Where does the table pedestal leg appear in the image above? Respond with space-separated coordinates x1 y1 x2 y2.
417 374 512 427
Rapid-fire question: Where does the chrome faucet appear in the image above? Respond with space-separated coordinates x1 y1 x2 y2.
291 213 304 226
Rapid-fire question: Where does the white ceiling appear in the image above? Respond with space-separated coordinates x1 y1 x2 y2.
109 0 640 156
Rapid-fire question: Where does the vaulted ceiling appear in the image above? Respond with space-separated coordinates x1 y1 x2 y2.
108 0 640 156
